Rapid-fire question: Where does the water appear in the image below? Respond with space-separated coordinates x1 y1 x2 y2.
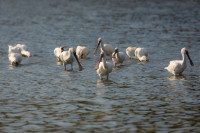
0 0 200 132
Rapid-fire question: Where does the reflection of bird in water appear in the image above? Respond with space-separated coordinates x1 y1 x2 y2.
165 48 194 75
168 75 186 81
96 79 116 88
93 37 114 57
94 52 113 80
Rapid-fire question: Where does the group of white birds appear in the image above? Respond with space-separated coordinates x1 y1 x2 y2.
8 37 194 79
53 37 194 79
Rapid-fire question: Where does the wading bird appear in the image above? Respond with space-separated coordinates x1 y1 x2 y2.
94 52 113 80
93 37 114 57
8 45 22 66
8 45 21 54
16 44 31 57
60 47 83 71
54 46 64 61
112 48 125 66
126 46 137 58
76 46 89 59
135 48 148 61
165 48 194 75
8 53 22 66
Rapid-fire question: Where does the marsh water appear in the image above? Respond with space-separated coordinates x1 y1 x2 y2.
0 0 200 132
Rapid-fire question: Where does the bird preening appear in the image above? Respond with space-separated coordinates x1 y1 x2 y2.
8 44 31 66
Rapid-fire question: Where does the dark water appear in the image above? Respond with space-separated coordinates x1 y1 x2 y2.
0 0 200 132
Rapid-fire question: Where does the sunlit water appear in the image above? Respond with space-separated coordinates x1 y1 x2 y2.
0 0 200 132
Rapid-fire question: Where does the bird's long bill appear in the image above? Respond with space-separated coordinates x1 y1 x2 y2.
94 54 103 70
186 51 194 66
112 51 117 58
61 47 64 53
73 52 83 71
93 42 100 55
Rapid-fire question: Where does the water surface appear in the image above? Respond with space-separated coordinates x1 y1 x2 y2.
0 0 200 132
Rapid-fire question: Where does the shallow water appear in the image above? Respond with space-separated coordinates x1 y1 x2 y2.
0 0 200 132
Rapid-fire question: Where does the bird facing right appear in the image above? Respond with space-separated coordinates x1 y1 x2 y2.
165 48 194 75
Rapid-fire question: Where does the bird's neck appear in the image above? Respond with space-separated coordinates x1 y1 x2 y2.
182 52 186 64
100 41 105 51
116 51 119 59
102 57 107 69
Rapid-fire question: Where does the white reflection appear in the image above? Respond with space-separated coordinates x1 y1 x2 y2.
56 61 62 66
168 75 186 81
96 79 106 88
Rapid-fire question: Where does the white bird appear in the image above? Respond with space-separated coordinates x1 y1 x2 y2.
126 46 137 58
8 45 21 54
94 52 113 80
93 37 114 57
60 47 83 71
135 48 148 61
16 44 31 57
112 48 125 66
165 48 194 75
76 45 89 59
8 53 22 66
54 46 64 61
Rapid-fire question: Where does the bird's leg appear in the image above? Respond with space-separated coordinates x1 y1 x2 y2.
71 63 73 70
63 63 66 71
106 74 109 80
99 74 102 80
64 65 66 71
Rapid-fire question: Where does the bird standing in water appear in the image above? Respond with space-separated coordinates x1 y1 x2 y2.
165 48 194 75
94 52 113 80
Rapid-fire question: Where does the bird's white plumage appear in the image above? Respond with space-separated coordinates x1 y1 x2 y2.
96 52 113 79
8 45 21 54
16 44 31 57
54 47 64 61
126 47 137 58
165 48 193 75
112 48 125 66
94 38 114 57
76 46 89 59
135 48 148 61
60 48 74 70
8 52 22 66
